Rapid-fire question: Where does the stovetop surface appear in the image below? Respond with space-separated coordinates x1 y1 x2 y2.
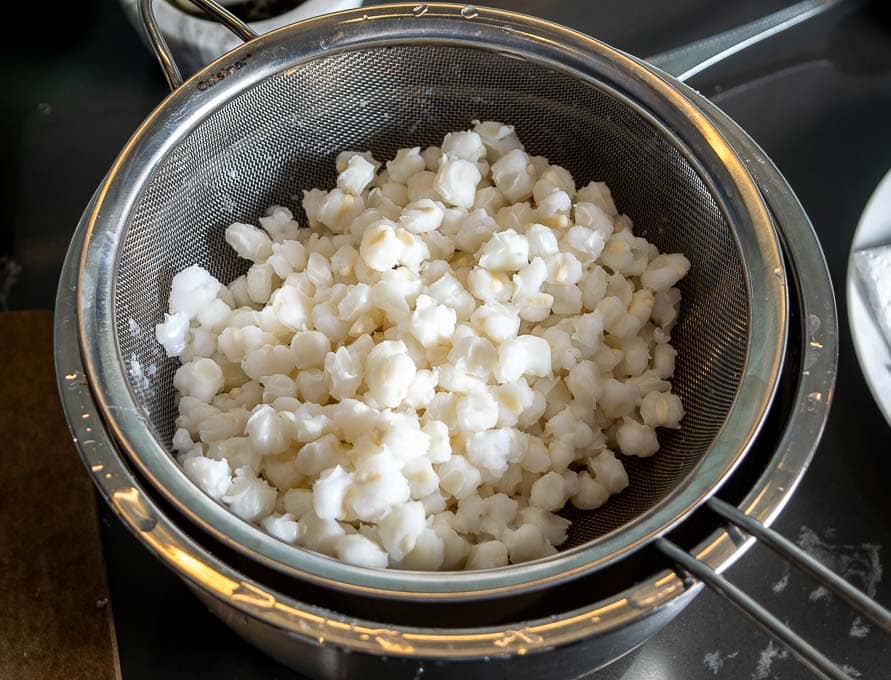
2 1 890 677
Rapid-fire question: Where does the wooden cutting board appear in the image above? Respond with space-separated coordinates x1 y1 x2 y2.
0 311 120 680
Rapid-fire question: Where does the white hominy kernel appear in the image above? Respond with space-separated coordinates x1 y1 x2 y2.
261 513 302 544
378 501 426 561
335 150 379 174
437 455 482 500
468 267 513 303
261 451 302 490
399 528 445 570
245 404 290 455
442 130 486 161
198 408 249 443
156 312 190 358
448 336 497 379
465 540 509 569
333 534 387 568
530 470 566 511
470 301 521 344
435 156 482 209
504 523 557 563
399 198 444 234
466 428 513 476
225 222 273 263
168 265 224 322
294 369 330 404
544 252 583 286
387 147 425 184
456 390 500 432
337 154 376 195
380 181 409 207
616 417 660 457
454 209 498 252
183 455 233 500
473 186 506 216
421 146 442 172
571 471 610 510
425 273 475 321
222 467 277 522
588 449 629 493
360 219 403 272
576 181 618 216
639 391 685 429
290 330 330 369
173 358 224 403
365 342 416 408
300 511 346 555
491 149 536 202
641 254 691 292
207 437 260 475
319 189 365 234
478 229 530 272
652 343 677 379
652 287 682 329
258 206 300 243
472 120 523 160
312 465 354 520
495 335 551 383
536 189 572 220
324 346 363 400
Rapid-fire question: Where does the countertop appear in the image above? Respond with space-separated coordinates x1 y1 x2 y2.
1 1 889 678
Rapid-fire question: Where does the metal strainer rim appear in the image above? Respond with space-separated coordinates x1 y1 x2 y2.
76 4 787 600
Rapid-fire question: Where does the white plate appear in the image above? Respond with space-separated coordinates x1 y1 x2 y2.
847 168 891 427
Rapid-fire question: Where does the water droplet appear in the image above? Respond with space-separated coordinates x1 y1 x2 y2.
461 5 479 18
501 23 513 33
412 3 429 16
112 487 157 532
805 391 823 413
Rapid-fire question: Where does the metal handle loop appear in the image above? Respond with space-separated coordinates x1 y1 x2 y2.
646 0 857 82
657 497 891 680
138 0 258 91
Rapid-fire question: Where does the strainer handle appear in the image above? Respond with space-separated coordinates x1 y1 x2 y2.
137 0 258 90
646 0 856 82
656 497 891 680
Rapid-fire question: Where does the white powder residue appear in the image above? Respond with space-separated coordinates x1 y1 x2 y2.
796 526 883 638
840 664 862 678
128 318 141 337
752 640 788 679
128 353 155 399
146 363 158 377
703 651 722 675
849 616 869 639
703 649 739 675
772 569 790 594
809 585 830 602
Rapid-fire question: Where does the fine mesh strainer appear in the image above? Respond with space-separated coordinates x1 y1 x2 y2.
78 2 788 599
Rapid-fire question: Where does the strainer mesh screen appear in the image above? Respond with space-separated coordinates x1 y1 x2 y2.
115 45 748 548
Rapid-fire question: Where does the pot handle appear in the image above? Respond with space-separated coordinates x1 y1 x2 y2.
657 497 891 680
646 0 856 82
138 0 258 90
